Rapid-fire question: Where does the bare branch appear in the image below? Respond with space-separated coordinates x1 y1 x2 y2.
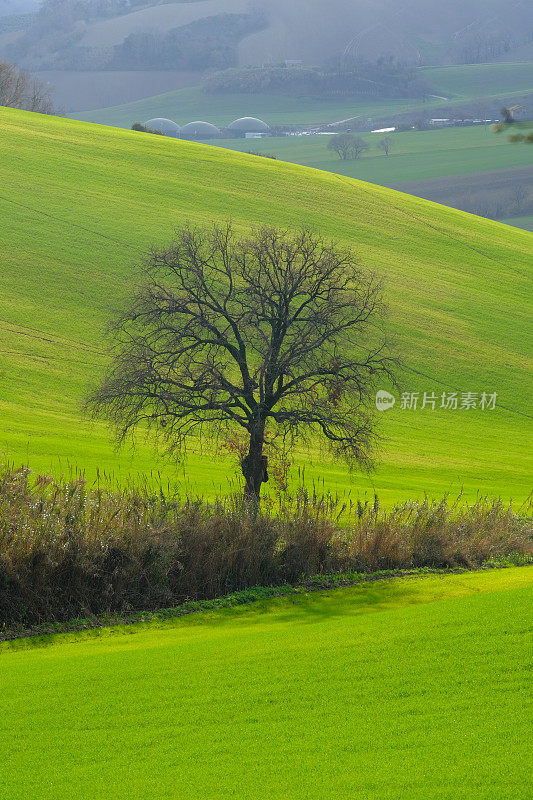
87 223 397 500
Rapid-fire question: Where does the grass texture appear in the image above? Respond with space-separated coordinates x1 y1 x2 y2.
210 124 533 185
0 107 532 502
0 567 531 799
75 62 533 128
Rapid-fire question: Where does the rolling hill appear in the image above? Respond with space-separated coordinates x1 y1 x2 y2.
207 125 533 224
5 0 532 73
1 568 532 799
209 124 531 184
75 62 533 125
237 0 533 67
0 107 532 502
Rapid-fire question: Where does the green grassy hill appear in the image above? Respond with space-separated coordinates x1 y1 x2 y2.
1 568 531 799
0 107 532 502
427 62 533 98
75 85 441 128
211 125 532 184
75 62 533 128
210 125 533 225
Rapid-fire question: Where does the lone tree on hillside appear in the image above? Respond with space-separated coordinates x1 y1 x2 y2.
328 133 370 160
87 224 395 501
0 61 55 114
378 136 392 156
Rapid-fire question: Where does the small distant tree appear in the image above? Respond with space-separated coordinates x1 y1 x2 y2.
0 61 55 114
328 133 352 160
350 135 370 159
378 136 392 155
87 224 395 502
131 122 164 135
328 133 369 160
493 108 533 143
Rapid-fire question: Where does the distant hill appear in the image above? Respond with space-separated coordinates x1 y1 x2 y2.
243 0 533 67
1 107 531 502
1 0 531 110
76 62 533 125
0 0 262 71
1 0 530 112
203 124 533 224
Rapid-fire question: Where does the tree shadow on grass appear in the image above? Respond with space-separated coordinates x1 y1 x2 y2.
189 577 440 630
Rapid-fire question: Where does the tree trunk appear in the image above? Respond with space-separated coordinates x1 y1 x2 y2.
242 421 268 502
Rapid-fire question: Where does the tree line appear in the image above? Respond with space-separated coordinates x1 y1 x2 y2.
0 61 54 113
6 2 265 71
205 61 429 100
113 13 263 71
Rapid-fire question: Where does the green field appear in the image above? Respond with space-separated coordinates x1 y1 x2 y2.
76 86 439 128
75 62 533 129
426 62 533 99
1 568 531 799
210 124 532 184
0 107 532 502
500 214 533 232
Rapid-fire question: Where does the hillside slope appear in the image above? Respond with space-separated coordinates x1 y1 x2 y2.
5 0 532 69
205 125 533 224
1 569 532 799
76 62 533 126
239 0 532 66
0 107 531 501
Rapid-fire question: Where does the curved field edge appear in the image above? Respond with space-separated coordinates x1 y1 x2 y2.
0 568 531 800
0 108 532 503
1 561 531 647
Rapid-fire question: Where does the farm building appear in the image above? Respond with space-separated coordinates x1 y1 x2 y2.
180 121 221 140
227 117 270 137
144 118 180 137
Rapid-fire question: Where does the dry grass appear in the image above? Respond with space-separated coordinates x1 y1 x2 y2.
0 465 531 626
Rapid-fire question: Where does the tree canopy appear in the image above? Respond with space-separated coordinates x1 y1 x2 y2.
87 224 395 500
328 133 370 160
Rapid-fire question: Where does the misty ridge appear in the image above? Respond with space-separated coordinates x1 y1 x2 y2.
1 0 531 75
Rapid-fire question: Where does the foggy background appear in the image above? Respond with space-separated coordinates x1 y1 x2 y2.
1 0 531 110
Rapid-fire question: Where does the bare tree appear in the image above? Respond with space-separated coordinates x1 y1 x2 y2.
510 185 528 215
87 224 395 501
378 136 392 156
0 62 55 114
350 135 370 160
328 133 370 160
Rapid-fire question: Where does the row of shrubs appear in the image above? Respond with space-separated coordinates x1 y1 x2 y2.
0 464 531 628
